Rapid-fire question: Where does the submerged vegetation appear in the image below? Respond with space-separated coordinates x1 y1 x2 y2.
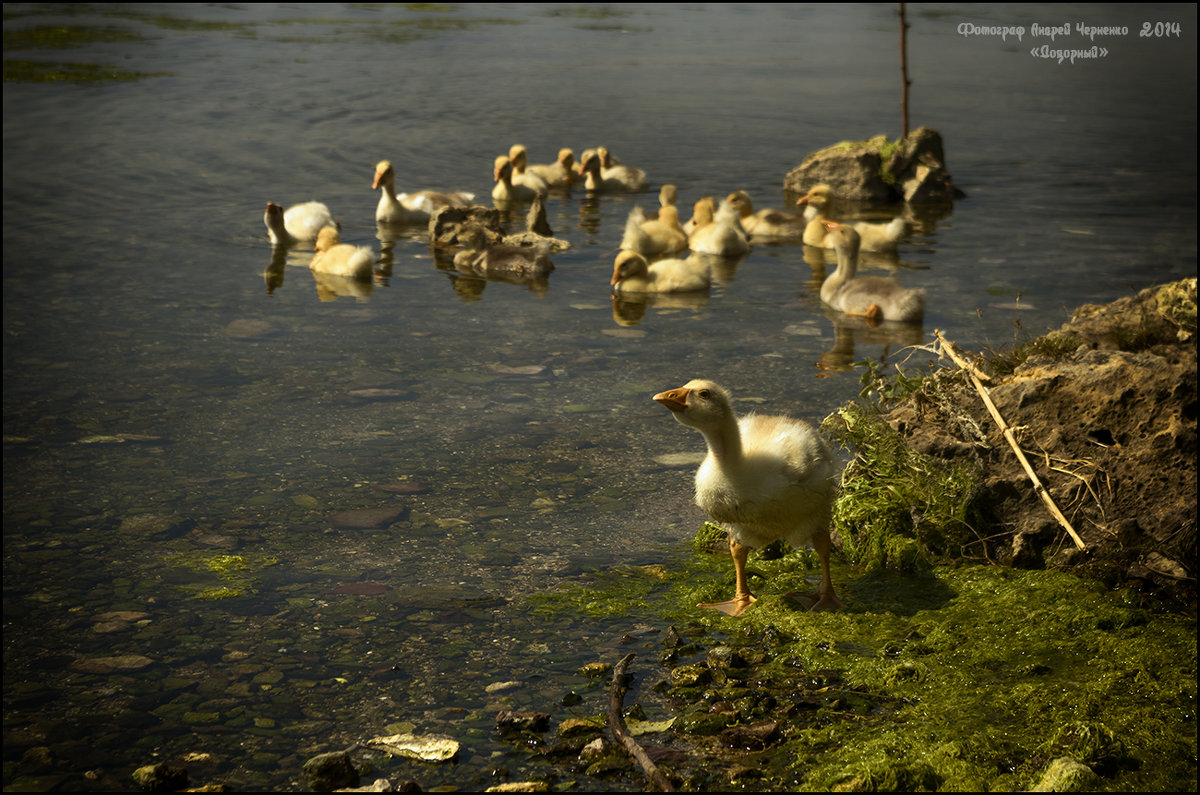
167 552 279 600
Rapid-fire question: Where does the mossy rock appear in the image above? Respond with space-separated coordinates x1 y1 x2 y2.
784 126 961 204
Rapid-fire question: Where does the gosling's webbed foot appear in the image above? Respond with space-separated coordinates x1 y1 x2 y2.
698 594 756 617
808 592 845 612
783 590 845 612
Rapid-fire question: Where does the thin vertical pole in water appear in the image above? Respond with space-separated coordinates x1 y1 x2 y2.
899 3 911 138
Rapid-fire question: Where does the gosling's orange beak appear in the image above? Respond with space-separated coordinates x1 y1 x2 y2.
653 387 690 412
795 194 810 207
821 220 842 231
372 171 384 190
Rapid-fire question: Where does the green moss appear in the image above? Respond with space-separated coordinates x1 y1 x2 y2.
822 402 982 572
1156 278 1197 336
983 330 1084 377
802 135 903 186
525 540 1196 791
872 135 902 186
527 561 679 620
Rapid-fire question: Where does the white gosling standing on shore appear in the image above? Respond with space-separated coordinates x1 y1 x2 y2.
653 379 841 616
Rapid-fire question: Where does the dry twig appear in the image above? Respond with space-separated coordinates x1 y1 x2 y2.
608 653 675 792
935 330 1086 550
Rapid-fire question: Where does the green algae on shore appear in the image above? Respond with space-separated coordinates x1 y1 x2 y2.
823 400 983 573
529 553 1196 791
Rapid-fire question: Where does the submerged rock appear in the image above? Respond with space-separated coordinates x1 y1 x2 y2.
300 750 358 791
131 762 187 792
73 654 155 674
495 710 551 733
328 505 409 529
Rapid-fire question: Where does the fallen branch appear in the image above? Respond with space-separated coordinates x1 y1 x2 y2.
608 653 674 792
935 330 1086 550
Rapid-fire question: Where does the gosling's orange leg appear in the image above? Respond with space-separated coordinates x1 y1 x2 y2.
785 526 845 611
845 303 883 327
698 538 756 616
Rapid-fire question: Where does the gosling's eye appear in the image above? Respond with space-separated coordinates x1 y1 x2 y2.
698 390 710 399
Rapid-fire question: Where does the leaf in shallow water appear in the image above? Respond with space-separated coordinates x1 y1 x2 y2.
368 732 459 762
626 717 676 736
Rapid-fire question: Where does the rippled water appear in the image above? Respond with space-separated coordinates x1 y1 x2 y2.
3 3 1196 791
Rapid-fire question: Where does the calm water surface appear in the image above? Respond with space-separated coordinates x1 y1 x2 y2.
3 3 1196 790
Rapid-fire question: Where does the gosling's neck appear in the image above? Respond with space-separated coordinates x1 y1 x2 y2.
267 213 295 247
823 239 860 301
698 415 744 471
377 176 399 214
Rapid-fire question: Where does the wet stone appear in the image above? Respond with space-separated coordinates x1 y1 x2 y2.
222 318 276 339
72 654 155 674
578 662 611 678
496 710 551 733
301 750 358 792
668 664 712 688
557 717 603 738
706 646 747 670
327 505 409 529
375 480 433 495
118 513 194 540
132 762 187 791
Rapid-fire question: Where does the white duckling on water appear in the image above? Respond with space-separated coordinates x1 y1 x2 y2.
619 203 688 257
643 184 678 221
610 250 710 294
310 226 374 282
725 190 807 241
492 154 549 202
688 197 751 256
264 200 337 247
372 160 474 225
577 148 649 192
796 183 908 252
653 379 841 616
514 145 577 189
820 220 924 324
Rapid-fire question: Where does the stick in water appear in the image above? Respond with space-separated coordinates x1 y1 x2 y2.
608 653 675 792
